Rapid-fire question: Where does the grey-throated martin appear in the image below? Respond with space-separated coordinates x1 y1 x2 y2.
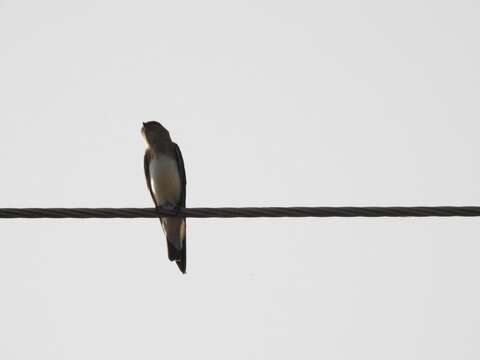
142 121 186 273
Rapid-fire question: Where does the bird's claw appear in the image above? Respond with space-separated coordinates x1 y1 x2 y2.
173 205 182 216
160 204 182 216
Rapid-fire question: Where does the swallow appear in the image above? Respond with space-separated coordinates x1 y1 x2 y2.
142 121 187 273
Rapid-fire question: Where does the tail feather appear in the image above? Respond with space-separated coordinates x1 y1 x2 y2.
161 217 186 274
175 242 186 274
166 241 180 261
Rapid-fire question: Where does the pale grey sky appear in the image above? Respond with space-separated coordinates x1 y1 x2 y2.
1 0 479 359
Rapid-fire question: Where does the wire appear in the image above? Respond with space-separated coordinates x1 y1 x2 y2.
1 206 480 218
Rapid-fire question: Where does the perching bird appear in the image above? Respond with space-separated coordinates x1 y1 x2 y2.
142 121 187 273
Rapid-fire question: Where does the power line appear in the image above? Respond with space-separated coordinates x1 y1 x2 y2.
1 206 480 219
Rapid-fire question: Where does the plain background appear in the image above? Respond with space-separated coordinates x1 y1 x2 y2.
1 0 479 359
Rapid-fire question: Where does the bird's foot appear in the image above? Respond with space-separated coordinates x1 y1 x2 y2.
173 205 182 216
163 203 182 216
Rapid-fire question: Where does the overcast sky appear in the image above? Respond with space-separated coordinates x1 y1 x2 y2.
1 0 480 359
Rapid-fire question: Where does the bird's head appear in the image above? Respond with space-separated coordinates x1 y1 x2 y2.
141 121 171 146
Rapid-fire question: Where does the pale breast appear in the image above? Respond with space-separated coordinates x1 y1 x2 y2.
149 154 181 206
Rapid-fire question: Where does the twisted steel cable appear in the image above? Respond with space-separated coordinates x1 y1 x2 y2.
1 206 480 219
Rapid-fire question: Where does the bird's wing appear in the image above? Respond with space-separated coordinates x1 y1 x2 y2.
144 150 158 207
174 143 186 207
173 143 187 274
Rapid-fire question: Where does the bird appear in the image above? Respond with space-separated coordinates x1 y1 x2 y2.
142 121 187 273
